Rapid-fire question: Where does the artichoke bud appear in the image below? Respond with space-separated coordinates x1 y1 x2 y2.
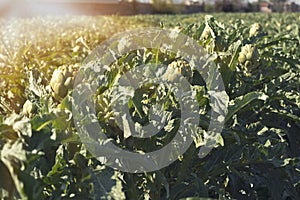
22 100 36 117
238 44 259 64
50 64 78 100
164 60 192 82
249 23 261 37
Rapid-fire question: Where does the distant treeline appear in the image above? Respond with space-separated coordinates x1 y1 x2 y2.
53 1 300 15
0 1 299 18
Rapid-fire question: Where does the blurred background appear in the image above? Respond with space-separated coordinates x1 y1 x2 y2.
0 0 300 18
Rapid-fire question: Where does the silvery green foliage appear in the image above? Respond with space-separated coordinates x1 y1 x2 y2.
1 14 300 200
72 27 228 173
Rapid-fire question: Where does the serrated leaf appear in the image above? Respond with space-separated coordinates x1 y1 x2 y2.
225 92 268 123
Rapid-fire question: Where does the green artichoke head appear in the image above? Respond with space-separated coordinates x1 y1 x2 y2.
50 64 77 100
249 23 261 37
238 44 259 64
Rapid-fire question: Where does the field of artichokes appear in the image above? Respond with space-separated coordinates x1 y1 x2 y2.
0 13 300 199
